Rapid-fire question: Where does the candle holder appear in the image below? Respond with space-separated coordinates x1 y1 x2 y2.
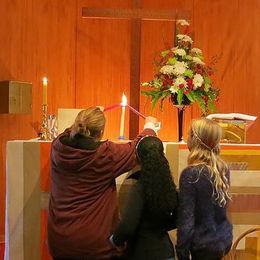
39 104 51 140
48 114 58 140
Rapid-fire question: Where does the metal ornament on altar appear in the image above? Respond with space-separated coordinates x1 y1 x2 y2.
39 104 58 141
39 104 49 140
214 119 246 144
207 113 257 144
48 114 58 140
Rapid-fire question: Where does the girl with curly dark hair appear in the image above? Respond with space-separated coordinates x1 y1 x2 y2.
110 136 178 260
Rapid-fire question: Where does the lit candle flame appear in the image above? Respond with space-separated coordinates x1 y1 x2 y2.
42 77 48 86
42 77 48 104
121 93 127 107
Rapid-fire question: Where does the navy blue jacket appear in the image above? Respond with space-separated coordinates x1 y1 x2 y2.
176 165 233 260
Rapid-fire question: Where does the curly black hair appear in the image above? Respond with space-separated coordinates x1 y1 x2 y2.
136 136 178 216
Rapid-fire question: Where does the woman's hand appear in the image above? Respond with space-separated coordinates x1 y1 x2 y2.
145 116 158 125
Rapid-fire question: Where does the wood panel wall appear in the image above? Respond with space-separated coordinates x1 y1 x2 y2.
1 0 260 248
0 0 77 243
140 0 193 140
77 0 132 140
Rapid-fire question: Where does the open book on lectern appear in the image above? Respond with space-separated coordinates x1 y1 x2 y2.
206 113 257 129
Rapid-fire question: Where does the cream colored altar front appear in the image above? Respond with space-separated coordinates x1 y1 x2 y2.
5 140 260 260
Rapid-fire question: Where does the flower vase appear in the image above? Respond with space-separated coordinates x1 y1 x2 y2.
174 105 187 142
171 94 191 142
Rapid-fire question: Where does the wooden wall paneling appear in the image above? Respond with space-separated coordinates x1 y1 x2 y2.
193 0 238 119
140 20 178 141
79 0 132 9
140 0 193 141
193 0 260 143
34 0 77 115
142 0 193 10
0 0 77 240
79 0 192 141
232 0 260 143
77 0 132 140
0 142 6 245
0 0 37 241
81 0 144 140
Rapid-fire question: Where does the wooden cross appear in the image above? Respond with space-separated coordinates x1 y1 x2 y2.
82 5 191 139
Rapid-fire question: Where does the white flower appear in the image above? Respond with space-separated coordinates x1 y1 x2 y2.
175 76 187 86
160 65 174 75
192 57 205 65
193 74 204 89
170 85 178 93
191 48 202 55
173 61 187 75
176 20 190 26
177 34 193 44
174 48 186 56
170 77 187 93
176 34 185 40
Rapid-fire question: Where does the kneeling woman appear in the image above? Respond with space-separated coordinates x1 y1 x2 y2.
110 136 178 260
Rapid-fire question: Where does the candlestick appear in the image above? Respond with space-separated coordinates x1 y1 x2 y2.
119 94 127 139
104 103 120 112
39 104 51 140
42 77 48 105
119 106 126 139
127 104 146 119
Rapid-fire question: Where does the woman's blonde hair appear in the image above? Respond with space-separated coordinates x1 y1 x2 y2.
70 107 105 141
187 118 231 207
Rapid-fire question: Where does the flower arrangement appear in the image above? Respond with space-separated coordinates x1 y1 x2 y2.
141 19 219 115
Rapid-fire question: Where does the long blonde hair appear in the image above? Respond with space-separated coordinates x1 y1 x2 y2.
187 118 231 207
70 107 105 141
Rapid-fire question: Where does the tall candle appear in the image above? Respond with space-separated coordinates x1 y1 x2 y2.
119 93 127 139
42 77 48 104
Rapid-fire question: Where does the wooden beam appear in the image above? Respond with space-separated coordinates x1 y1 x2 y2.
128 0 141 139
82 8 191 21
129 19 141 139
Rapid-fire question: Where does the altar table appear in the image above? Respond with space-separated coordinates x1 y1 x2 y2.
5 140 260 259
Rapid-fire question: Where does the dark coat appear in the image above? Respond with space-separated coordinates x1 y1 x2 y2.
176 165 233 260
112 172 178 260
47 128 155 259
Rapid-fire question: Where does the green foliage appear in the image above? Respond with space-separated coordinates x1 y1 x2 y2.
140 20 219 115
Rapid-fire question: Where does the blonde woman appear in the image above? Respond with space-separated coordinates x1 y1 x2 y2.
48 107 157 260
176 118 232 260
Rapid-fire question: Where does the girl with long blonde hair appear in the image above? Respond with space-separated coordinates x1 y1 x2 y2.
176 118 233 260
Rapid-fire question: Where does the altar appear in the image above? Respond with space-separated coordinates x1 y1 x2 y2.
5 140 260 260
